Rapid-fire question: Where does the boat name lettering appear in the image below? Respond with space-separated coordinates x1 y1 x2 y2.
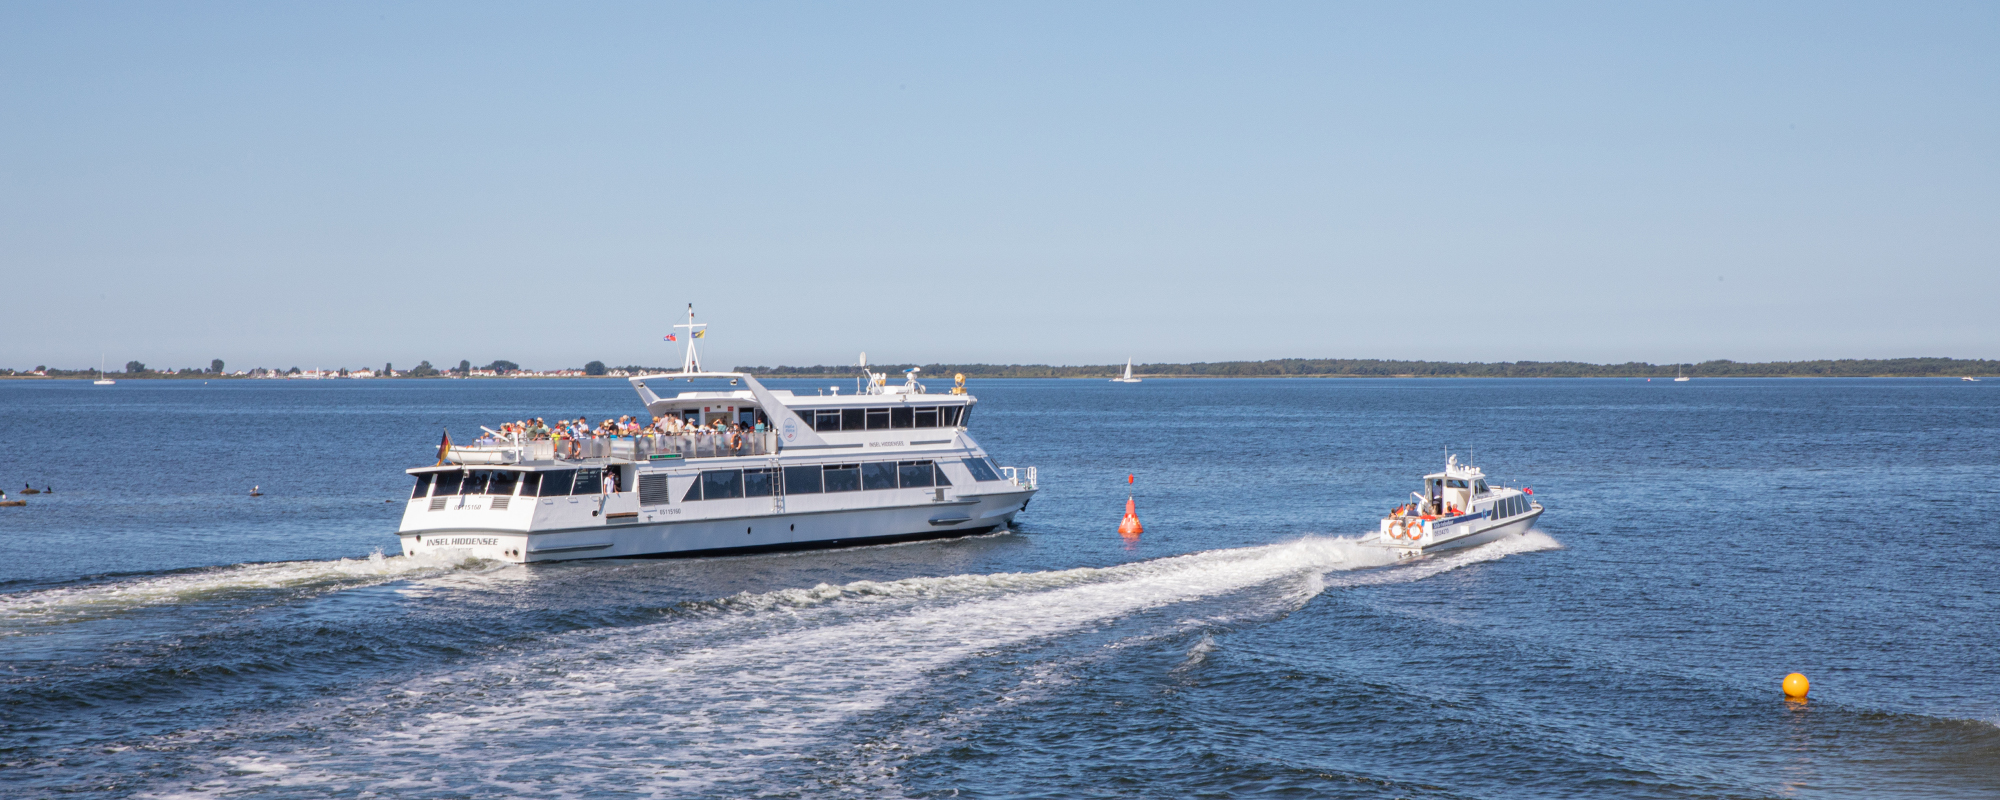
868 441 904 447
426 537 499 547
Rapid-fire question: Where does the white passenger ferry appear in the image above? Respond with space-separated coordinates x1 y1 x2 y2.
1371 455 1541 558
397 313 1038 562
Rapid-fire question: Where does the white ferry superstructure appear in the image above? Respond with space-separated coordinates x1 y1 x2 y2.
1372 455 1541 558
396 318 1037 563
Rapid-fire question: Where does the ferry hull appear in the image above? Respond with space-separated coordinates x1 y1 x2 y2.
400 490 1033 563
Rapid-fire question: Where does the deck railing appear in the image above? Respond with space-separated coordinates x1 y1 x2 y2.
1000 465 1038 490
445 431 780 465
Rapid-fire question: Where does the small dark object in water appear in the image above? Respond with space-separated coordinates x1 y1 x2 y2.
0 500 23 507
250 485 263 497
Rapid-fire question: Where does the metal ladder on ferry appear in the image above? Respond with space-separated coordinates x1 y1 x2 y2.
770 456 785 515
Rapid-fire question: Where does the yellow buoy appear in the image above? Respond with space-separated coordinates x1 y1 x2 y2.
1782 672 1809 698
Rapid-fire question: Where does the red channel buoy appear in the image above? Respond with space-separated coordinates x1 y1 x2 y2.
1119 495 1143 536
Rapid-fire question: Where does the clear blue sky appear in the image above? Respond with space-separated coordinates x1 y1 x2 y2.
3 2 1995 371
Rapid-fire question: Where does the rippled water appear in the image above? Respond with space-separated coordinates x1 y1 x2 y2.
1 377 1995 798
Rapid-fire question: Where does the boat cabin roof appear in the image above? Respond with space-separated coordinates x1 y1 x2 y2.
1423 455 1486 482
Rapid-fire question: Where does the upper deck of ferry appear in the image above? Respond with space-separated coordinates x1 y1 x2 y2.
423 367 985 471
419 307 1002 473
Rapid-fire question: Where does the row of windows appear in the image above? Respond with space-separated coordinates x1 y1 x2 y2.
681 457 1004 502
686 460 946 501
414 456 1009 503
413 468 604 499
1492 494 1530 518
800 405 967 432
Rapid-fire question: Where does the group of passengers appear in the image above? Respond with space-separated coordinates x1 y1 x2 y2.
471 414 761 458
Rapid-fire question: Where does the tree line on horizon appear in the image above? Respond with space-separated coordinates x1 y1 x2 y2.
10 356 1997 379
735 357 2000 379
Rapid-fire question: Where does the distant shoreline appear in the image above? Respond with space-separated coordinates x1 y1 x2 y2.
7 356 1997 381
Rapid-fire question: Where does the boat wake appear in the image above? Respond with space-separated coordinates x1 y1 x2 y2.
0 550 498 634
154 532 1559 798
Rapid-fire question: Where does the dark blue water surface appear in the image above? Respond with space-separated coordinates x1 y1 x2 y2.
1 377 1995 799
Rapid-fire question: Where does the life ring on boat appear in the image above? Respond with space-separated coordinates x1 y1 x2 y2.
727 431 742 451
1387 522 1406 540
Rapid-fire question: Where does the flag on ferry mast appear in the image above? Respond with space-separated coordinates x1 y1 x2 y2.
663 334 677 341
435 429 453 466
693 330 705 339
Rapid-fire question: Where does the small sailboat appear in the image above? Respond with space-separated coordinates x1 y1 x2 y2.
94 354 115 385
1111 358 1141 383
1673 365 1690 382
1965 376 1982 382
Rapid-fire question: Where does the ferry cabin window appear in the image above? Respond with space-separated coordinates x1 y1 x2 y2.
898 461 934 488
941 406 961 427
743 468 777 498
680 409 701 425
865 408 891 430
1445 479 1468 489
823 464 861 493
460 471 490 496
411 473 433 499
488 471 519 496
699 470 744 500
862 462 897 490
891 407 914 428
962 458 1001 482
433 471 463 496
814 410 841 432
1473 480 1489 494
519 472 542 497
572 468 603 496
914 407 939 427
842 408 865 430
539 469 576 496
783 465 823 494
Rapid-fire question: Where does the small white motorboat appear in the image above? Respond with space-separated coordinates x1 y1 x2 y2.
1965 376 1982 382
1372 455 1541 558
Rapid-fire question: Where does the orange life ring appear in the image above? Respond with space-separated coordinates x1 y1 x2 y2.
728 431 743 450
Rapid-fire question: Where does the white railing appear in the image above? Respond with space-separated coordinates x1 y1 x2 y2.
1000 466 1038 490
444 431 779 464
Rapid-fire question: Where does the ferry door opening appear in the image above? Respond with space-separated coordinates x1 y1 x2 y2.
738 408 765 429
680 409 701 426
1427 479 1443 514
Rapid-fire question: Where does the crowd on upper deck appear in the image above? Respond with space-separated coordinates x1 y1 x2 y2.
473 414 760 447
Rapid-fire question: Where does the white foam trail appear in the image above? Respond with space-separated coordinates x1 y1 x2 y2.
0 550 498 633
176 532 1557 798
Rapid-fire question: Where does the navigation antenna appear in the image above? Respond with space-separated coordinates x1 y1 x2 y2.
674 304 707 374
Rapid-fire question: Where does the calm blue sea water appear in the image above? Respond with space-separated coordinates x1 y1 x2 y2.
1 377 1995 799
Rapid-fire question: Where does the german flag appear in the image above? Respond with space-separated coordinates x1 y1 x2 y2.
436 429 453 465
